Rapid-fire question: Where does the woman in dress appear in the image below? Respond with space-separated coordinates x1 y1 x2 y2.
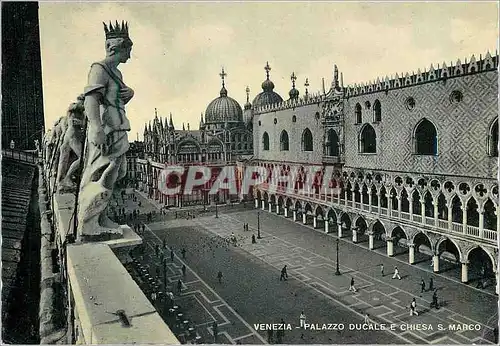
77 21 134 239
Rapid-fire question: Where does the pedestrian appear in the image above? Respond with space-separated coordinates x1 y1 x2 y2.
182 264 186 277
212 321 218 343
420 278 426 293
299 311 306 328
380 263 384 277
429 277 434 291
217 271 223 283
392 266 401 280
151 291 157 302
177 279 182 294
409 298 419 316
280 265 288 281
363 313 371 325
167 291 175 308
181 248 186 259
431 290 439 309
162 238 167 249
252 234 256 244
267 329 273 343
142 224 145 232
349 277 357 292
170 249 174 262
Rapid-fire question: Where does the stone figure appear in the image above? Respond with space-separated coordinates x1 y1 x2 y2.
56 95 86 193
10 140 15 150
48 117 68 179
77 21 134 239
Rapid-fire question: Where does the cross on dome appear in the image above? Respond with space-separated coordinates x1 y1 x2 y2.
219 67 227 87
291 72 297 87
265 62 271 80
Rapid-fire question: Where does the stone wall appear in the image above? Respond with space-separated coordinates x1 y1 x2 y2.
254 102 324 164
343 71 498 178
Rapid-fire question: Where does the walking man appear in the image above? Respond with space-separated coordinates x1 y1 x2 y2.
420 278 426 293
212 321 218 343
182 264 186 277
364 313 371 325
252 234 256 244
431 290 439 309
300 311 306 328
392 266 401 280
349 277 357 292
410 298 419 316
170 249 174 262
280 265 288 281
267 329 273 343
428 277 434 291
181 248 186 259
177 279 182 295
217 271 223 284
380 263 385 277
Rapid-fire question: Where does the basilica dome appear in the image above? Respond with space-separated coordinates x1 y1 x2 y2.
205 71 243 124
252 62 283 108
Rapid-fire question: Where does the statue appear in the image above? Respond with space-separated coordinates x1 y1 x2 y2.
77 21 134 240
56 95 85 193
48 117 68 179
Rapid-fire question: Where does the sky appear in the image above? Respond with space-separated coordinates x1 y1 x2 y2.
39 1 498 141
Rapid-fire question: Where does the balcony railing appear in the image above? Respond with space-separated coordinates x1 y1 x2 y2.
259 186 497 243
2 149 38 164
322 155 340 164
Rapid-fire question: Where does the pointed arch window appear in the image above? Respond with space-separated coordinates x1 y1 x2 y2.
302 128 313 151
359 124 376 153
373 99 382 122
262 132 270 151
489 118 498 157
414 118 437 155
280 130 289 151
326 129 339 156
355 103 362 124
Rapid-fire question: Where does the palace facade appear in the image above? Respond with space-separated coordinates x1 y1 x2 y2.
134 52 499 293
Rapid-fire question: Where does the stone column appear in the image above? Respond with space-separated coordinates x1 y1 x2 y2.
433 254 439 272
496 271 499 295
433 201 439 226
420 200 426 223
351 188 355 207
368 194 373 213
293 210 297 222
368 232 374 250
352 226 358 243
461 261 469 283
261 200 265 210
408 243 415 264
324 188 328 201
397 197 402 217
255 199 259 208
462 205 467 233
409 196 414 219
324 221 329 233
268 203 272 213
386 237 394 257
276 204 280 214
448 204 453 230
478 207 484 238
302 213 307 224
313 216 317 229
377 193 381 214
337 222 343 238
344 190 348 207
284 208 289 218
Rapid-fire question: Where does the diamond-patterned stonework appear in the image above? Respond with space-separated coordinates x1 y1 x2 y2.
343 71 498 178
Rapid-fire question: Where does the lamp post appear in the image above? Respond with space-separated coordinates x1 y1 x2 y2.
257 211 262 239
335 238 341 275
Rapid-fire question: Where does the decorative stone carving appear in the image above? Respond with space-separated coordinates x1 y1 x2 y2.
56 95 85 193
77 21 134 240
47 117 68 179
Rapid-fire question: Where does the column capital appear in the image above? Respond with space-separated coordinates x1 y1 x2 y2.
386 237 394 242
407 243 415 248
461 260 470 265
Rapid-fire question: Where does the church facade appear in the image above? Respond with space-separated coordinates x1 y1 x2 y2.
135 52 499 292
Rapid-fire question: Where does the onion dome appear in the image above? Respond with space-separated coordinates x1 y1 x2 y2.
252 62 284 108
289 71 299 100
205 67 243 123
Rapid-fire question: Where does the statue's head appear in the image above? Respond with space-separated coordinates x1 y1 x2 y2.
103 21 133 64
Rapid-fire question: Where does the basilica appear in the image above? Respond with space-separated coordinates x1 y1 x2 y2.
137 52 499 293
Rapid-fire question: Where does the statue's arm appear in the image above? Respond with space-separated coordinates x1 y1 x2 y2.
84 64 108 147
84 64 108 128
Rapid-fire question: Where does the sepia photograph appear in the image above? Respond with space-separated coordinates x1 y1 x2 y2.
1 1 499 344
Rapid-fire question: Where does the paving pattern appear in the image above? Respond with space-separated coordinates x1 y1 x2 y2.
130 190 497 344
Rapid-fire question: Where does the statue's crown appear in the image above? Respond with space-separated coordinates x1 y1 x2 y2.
103 20 129 40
